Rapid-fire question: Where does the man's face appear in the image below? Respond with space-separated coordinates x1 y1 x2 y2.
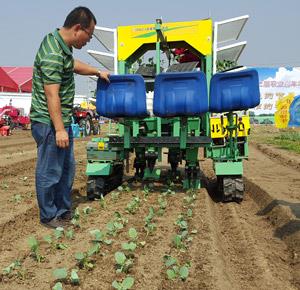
74 20 95 49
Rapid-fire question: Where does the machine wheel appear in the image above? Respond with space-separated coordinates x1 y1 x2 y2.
9 121 16 131
85 117 92 136
87 176 105 200
92 122 100 135
79 119 86 136
217 176 244 203
86 164 124 200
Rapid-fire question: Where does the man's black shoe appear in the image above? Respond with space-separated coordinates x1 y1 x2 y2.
40 217 64 229
58 211 73 221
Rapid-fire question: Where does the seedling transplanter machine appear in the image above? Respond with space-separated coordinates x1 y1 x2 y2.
85 15 260 202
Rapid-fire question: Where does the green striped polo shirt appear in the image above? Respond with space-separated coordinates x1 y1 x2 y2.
30 29 75 126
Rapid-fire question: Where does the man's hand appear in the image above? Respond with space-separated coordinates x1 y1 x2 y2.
56 129 69 148
74 60 110 82
97 70 110 83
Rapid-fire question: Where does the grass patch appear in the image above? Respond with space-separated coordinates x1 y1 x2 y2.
249 126 300 154
268 131 300 154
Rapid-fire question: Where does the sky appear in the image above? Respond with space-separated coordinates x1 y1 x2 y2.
1 0 300 95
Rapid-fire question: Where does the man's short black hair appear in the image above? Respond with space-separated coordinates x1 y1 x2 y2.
64 6 97 29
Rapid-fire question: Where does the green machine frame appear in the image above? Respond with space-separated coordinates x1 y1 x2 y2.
86 18 249 203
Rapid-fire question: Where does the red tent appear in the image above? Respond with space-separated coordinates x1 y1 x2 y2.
0 67 18 92
0 67 33 93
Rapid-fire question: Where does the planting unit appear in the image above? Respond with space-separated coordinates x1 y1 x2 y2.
86 16 260 202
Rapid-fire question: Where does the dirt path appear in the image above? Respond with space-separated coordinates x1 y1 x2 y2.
0 130 299 289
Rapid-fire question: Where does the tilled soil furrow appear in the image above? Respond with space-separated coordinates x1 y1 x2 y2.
0 185 98 289
0 157 36 176
0 140 34 150
158 188 218 290
133 191 186 290
0 152 87 243
186 190 233 290
245 178 300 288
209 196 297 290
1 146 36 161
202 159 298 290
0 183 87 271
250 142 300 171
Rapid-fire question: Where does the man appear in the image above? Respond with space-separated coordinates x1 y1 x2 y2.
30 7 110 229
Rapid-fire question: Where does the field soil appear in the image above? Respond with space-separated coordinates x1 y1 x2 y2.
0 126 299 290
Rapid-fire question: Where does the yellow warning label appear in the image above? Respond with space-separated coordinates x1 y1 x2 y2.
210 116 250 138
98 142 105 150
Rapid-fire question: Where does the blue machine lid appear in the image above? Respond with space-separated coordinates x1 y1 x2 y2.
153 71 209 117
210 68 260 113
96 74 148 118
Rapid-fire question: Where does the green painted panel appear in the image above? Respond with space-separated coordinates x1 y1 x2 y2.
214 161 243 176
86 163 112 176
143 168 161 180
87 151 119 161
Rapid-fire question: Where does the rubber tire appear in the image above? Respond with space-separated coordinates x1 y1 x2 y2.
93 123 100 135
85 117 92 136
79 119 86 136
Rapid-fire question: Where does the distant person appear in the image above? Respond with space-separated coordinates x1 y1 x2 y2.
172 48 200 65
30 6 110 229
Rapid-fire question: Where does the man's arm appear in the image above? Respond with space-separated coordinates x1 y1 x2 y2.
74 59 110 82
44 83 69 149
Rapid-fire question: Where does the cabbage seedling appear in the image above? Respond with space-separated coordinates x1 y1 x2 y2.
112 276 135 290
70 269 79 285
114 251 133 274
53 268 68 281
75 252 94 270
128 228 138 241
28 236 44 262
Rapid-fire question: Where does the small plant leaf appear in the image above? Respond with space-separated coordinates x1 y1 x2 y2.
128 228 138 240
66 229 75 240
28 236 38 251
70 269 79 284
75 252 85 261
164 256 177 267
122 276 135 289
43 235 52 244
187 208 193 217
53 268 68 280
54 227 64 240
56 243 68 250
122 242 136 251
88 243 100 257
179 265 189 280
115 252 126 265
90 229 104 242
173 235 182 248
114 222 124 230
112 280 121 289
52 282 63 290
166 269 177 280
